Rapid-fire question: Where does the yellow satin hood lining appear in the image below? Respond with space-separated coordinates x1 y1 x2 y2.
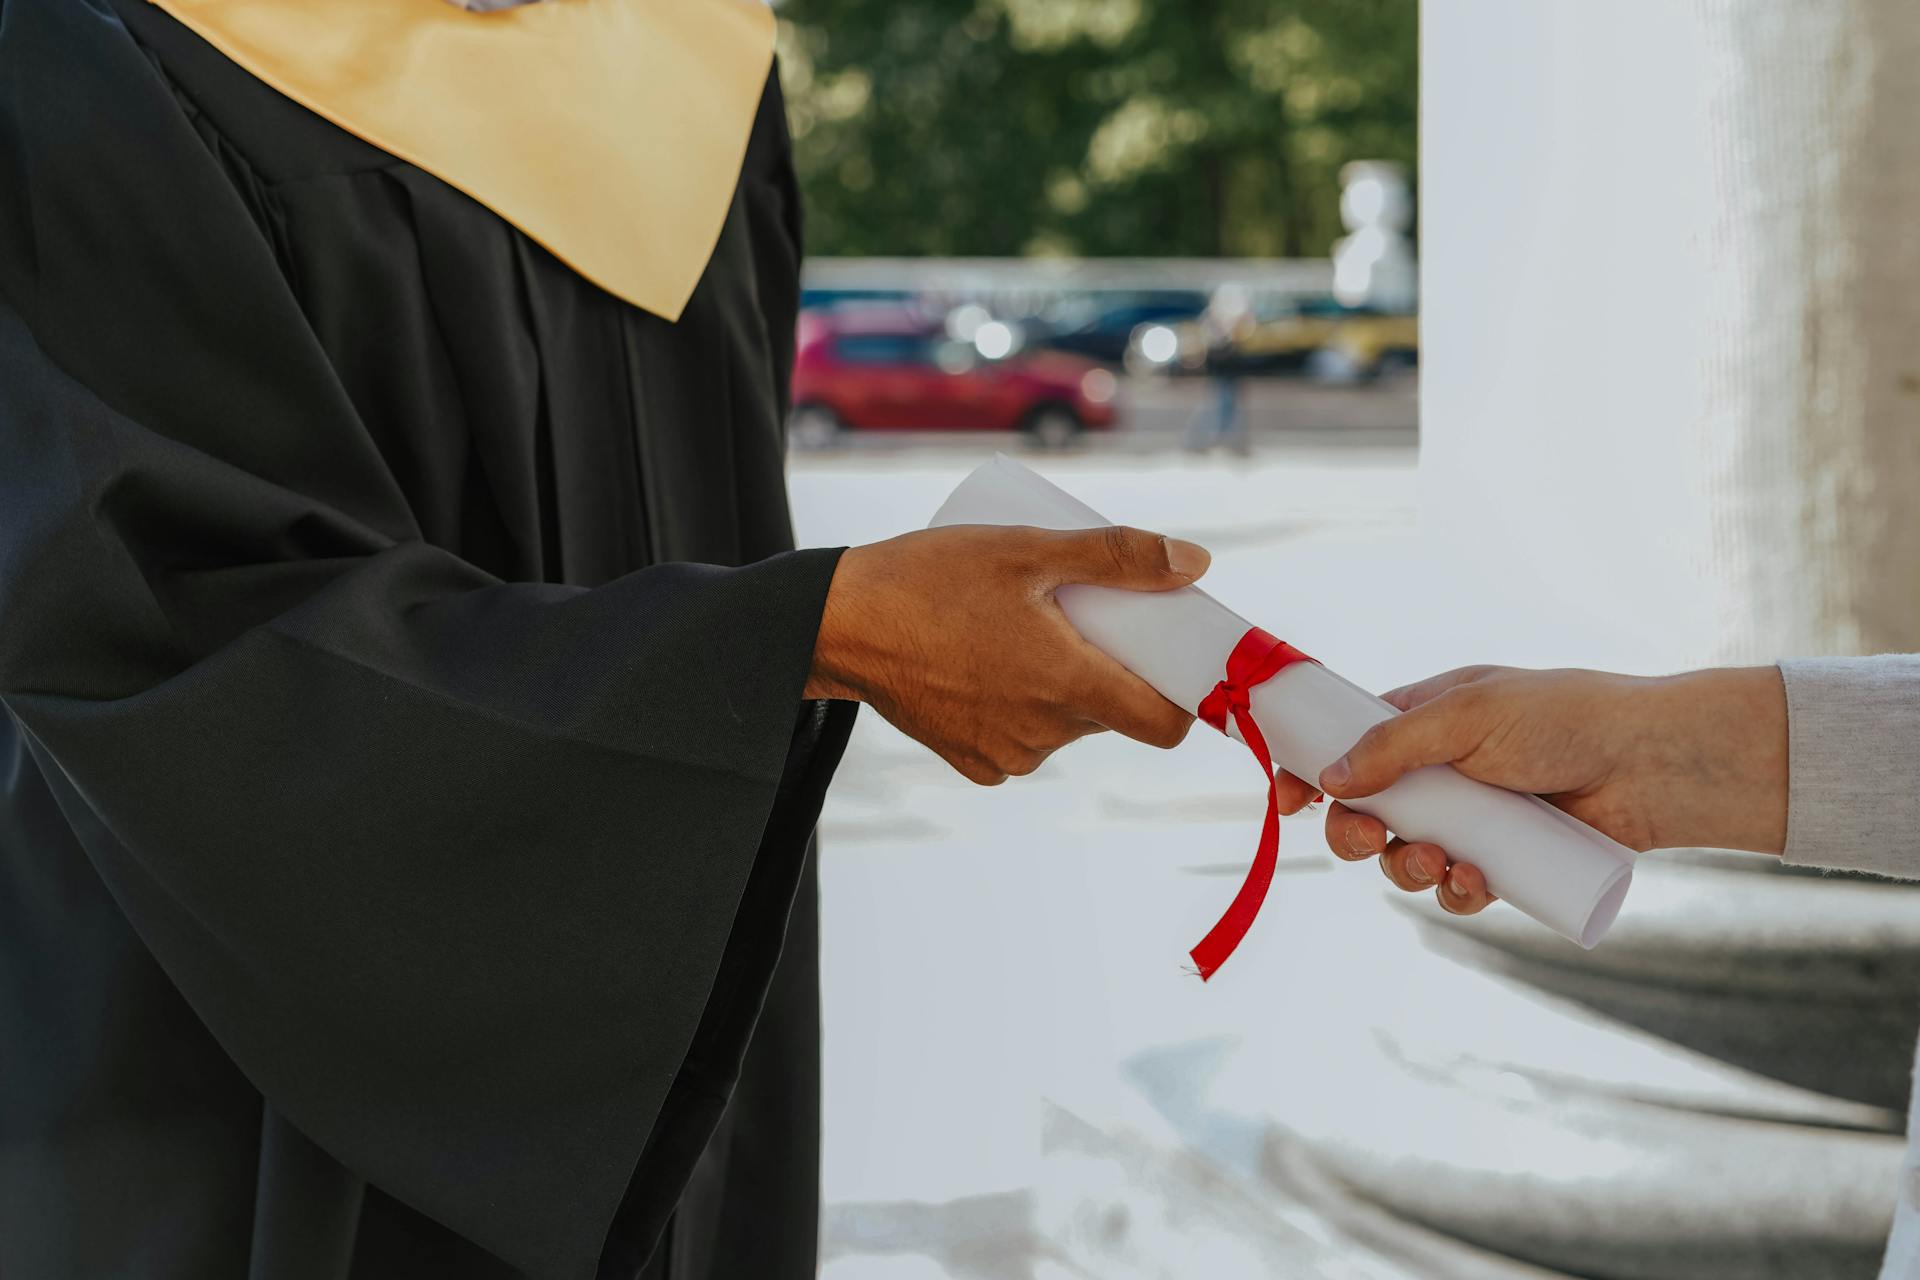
147 0 776 322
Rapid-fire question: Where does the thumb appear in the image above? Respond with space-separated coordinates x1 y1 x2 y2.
1048 526 1211 592
1319 690 1488 799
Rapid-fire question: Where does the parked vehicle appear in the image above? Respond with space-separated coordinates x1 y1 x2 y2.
1128 292 1417 380
1305 310 1419 381
798 286 916 312
790 308 1119 447
1028 290 1208 365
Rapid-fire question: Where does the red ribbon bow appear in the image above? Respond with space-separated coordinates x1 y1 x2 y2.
1189 627 1316 980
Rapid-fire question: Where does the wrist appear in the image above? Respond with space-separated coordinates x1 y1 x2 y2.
1636 666 1788 853
804 544 874 703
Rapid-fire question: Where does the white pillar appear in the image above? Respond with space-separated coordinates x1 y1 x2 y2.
1422 0 1920 667
1410 8 1920 1273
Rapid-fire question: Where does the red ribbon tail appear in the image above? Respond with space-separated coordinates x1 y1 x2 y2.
1188 711 1283 980
1188 630 1314 981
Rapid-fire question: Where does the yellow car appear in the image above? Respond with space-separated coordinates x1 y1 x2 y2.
1309 310 1419 381
1128 294 1417 380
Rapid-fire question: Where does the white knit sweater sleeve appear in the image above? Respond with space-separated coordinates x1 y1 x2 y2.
1777 655 1920 880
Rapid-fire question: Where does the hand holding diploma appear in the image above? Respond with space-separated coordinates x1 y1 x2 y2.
928 456 1641 967
1321 664 1792 911
808 522 1314 810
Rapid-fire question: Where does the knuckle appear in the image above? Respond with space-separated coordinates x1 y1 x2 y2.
1005 750 1047 778
1101 524 1148 572
1030 717 1082 753
1016 720 1068 755
988 736 1045 776
1351 720 1393 763
954 754 1007 786
1437 682 1488 718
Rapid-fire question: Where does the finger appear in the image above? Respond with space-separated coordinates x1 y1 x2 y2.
1379 839 1449 893
1439 860 1497 915
1000 745 1053 778
1379 665 1499 713
1041 525 1210 592
1325 801 1390 861
1320 687 1489 801
1027 719 1109 752
1274 770 1319 817
1069 647 1193 749
950 754 1010 787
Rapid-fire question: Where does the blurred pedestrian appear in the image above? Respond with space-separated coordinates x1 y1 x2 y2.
1186 282 1256 456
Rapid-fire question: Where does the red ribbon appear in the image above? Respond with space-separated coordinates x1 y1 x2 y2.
1189 627 1316 980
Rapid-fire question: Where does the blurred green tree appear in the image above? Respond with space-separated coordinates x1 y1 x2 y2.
776 0 1416 258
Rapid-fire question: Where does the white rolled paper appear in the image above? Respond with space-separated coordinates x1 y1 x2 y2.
930 455 1634 949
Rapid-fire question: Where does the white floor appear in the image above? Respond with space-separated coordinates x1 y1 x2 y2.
791 447 1469 1276
791 445 1914 1279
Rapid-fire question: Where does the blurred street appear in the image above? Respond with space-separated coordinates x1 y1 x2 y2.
796 372 1418 457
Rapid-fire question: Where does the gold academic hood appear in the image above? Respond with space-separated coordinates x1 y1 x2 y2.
147 0 776 322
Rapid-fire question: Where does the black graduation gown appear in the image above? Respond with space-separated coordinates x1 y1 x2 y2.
0 1 853 1276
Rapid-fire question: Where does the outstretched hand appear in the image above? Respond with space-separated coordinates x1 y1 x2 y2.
1315 664 1788 916
810 524 1303 807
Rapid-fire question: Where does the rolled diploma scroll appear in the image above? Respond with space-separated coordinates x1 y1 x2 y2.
930 455 1635 949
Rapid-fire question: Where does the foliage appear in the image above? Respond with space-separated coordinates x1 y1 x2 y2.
777 0 1417 258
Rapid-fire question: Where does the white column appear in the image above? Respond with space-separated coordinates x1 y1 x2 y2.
1422 0 1920 666
1410 8 1919 1273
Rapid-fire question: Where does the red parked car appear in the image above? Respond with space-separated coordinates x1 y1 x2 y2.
789 307 1120 447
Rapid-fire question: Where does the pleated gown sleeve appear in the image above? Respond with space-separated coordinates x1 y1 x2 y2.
0 1 843 1275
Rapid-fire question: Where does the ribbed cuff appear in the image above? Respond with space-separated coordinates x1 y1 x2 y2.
1778 655 1920 880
